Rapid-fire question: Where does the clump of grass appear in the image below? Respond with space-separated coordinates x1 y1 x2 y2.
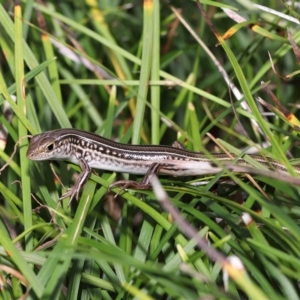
1 1 300 299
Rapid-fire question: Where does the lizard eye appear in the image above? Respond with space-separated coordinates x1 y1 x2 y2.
46 143 54 152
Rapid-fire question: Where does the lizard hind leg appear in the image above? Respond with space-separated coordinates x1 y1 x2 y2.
109 163 162 197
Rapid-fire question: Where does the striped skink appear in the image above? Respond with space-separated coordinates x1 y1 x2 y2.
26 128 300 203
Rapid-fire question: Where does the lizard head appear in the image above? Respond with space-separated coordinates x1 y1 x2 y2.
26 130 64 161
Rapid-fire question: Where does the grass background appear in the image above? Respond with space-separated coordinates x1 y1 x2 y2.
1 0 300 299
